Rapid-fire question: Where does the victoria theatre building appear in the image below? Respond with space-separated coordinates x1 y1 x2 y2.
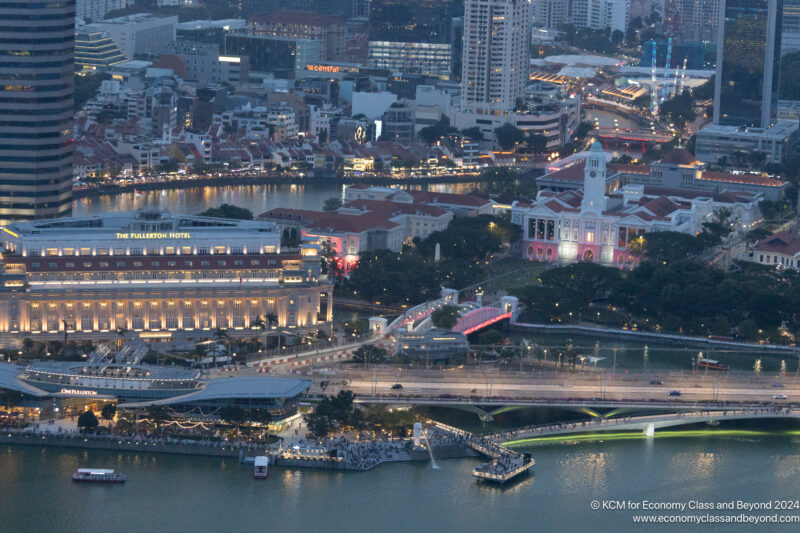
0 210 332 342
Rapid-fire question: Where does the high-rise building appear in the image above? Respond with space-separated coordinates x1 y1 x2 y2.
460 0 531 114
782 0 800 55
0 0 75 222
714 0 783 128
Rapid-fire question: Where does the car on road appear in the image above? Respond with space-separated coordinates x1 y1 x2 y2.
650 379 663 385
772 382 785 388
390 384 403 390
773 394 787 400
437 394 456 399
667 390 681 396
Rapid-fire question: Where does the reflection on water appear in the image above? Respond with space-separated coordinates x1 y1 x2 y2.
2 432 800 532
72 182 480 218
557 451 611 494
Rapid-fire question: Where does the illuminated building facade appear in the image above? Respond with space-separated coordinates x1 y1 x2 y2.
0 210 333 340
368 41 453 79
513 144 763 266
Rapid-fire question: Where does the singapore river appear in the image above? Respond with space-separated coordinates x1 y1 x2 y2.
3 428 800 533
71 182 482 218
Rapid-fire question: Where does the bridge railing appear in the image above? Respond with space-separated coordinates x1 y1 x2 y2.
491 407 799 440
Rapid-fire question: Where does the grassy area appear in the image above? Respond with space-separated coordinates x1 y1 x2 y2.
475 259 546 294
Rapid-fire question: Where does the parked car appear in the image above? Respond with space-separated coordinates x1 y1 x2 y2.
667 390 681 396
773 394 787 400
390 384 403 390
650 379 663 385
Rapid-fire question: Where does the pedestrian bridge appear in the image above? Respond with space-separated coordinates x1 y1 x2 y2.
386 289 518 336
491 408 800 443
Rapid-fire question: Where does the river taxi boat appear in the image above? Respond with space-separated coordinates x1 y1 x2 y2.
72 468 126 483
698 359 730 371
253 456 269 479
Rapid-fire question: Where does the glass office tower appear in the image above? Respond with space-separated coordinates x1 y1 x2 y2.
714 0 783 128
0 0 74 222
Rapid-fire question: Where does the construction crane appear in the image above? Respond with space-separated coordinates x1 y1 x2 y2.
671 59 682 99
660 37 673 103
650 40 658 116
677 59 688 96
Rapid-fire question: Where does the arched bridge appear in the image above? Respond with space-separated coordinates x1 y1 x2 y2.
493 408 800 443
452 307 511 335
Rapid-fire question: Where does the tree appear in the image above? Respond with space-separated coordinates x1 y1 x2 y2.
147 404 169 428
461 126 483 141
640 231 706 264
352 345 388 368
494 123 526 150
323 197 342 212
431 304 461 329
219 404 246 425
659 90 696 128
74 72 111 111
265 312 279 350
611 29 624 46
198 204 253 220
477 329 504 345
101 403 116 421
77 410 99 433
526 132 549 153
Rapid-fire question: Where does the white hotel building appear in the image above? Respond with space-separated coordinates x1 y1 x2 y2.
0 210 332 341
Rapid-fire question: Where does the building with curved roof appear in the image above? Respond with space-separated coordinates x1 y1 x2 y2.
0 361 311 422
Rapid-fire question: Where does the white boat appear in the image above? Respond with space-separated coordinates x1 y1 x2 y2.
72 468 126 483
253 456 269 479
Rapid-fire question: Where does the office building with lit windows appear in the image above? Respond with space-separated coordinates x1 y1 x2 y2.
0 210 333 341
714 0 783 128
0 0 75 223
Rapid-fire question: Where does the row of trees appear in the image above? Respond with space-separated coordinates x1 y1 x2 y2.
339 215 521 305
514 230 800 342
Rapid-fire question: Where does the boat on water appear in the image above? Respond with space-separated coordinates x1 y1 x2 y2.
698 359 730 371
253 456 269 479
72 468 126 483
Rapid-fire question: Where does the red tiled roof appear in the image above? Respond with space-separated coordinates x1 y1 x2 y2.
344 199 448 218
700 170 784 188
259 208 398 234
402 189 492 208
755 231 800 255
637 196 682 217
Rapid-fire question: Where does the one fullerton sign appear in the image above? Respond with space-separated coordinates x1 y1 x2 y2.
115 232 191 239
60 388 98 396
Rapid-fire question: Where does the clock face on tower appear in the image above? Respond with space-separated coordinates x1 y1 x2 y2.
589 171 597 178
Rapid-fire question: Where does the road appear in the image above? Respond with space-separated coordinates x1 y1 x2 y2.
290 368 800 404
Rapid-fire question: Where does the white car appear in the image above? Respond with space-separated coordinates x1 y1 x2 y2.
773 394 787 400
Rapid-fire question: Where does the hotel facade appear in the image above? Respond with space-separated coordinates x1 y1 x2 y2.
0 210 332 342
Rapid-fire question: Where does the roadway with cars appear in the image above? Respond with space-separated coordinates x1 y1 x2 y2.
289 368 799 405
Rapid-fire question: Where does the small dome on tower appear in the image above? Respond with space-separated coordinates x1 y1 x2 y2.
590 141 603 152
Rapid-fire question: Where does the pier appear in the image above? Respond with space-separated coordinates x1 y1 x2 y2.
432 422 535 484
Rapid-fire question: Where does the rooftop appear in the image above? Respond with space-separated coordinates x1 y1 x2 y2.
755 231 800 256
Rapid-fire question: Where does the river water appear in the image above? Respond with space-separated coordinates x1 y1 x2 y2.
71 182 481 218
2 427 800 532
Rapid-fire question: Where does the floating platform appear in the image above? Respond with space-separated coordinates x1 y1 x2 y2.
473 454 535 484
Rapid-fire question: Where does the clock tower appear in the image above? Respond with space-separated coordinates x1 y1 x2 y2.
581 142 606 215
